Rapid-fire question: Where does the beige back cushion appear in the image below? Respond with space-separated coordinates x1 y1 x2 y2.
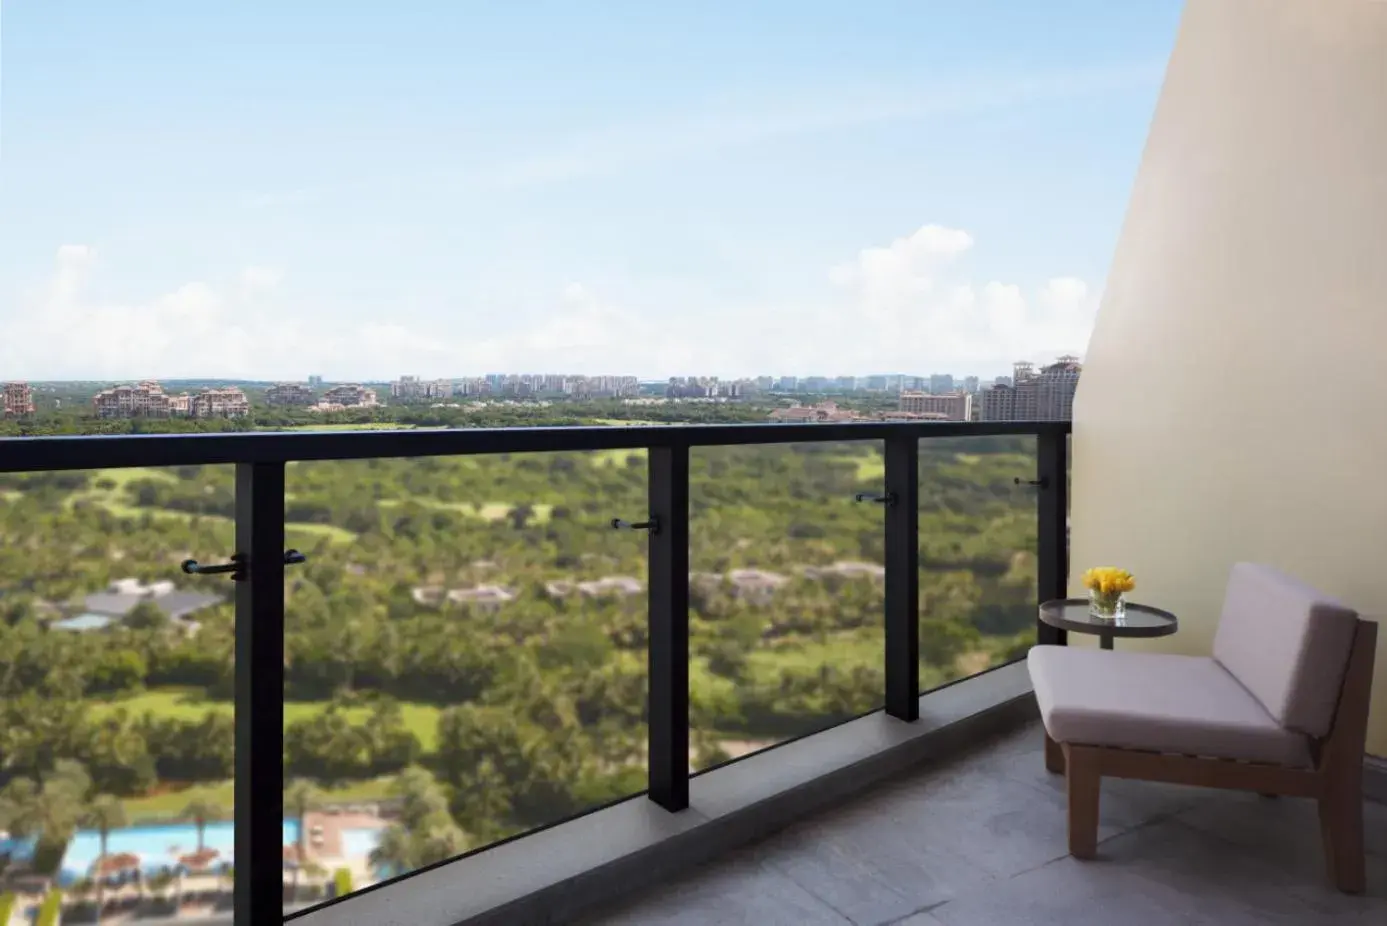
1212 562 1358 738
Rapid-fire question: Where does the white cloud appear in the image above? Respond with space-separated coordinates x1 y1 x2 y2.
828 225 974 308
1 230 1097 381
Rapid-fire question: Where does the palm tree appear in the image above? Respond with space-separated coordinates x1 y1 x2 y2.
416 822 467 867
179 796 225 853
0 777 40 839
367 825 414 877
0 762 90 863
284 778 322 900
284 779 323 860
79 794 127 925
301 860 327 898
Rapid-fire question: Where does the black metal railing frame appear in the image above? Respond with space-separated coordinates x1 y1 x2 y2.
0 420 1070 923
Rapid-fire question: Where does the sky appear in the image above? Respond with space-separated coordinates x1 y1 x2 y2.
0 1 1184 382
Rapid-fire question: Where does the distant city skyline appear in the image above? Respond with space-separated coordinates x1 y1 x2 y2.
0 2 1180 380
3 358 1075 389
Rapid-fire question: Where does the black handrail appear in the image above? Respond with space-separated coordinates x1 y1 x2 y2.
0 419 1070 473
2 419 1070 926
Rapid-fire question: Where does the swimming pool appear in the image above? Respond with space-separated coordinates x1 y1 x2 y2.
56 820 300 881
339 827 384 862
338 827 397 881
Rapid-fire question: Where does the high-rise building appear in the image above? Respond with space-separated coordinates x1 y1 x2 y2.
320 384 380 408
391 375 425 401
189 387 251 419
899 391 972 421
307 374 324 387
454 378 491 397
92 381 177 419
1036 355 1082 420
2 382 35 417
266 383 316 406
979 357 1081 421
929 373 955 394
962 376 980 393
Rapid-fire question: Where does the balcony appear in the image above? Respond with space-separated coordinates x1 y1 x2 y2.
2 418 1382 926
587 721 1387 925
0 421 1073 925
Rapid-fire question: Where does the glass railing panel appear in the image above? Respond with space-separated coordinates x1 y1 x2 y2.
0 464 237 922
282 450 648 911
917 435 1039 693
688 440 886 772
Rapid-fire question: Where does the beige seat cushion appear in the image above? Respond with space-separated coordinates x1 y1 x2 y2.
1213 562 1358 738
1028 646 1312 767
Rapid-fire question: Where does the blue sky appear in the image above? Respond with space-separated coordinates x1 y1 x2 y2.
0 1 1183 381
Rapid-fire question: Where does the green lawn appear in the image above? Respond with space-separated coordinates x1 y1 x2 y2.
591 448 646 467
852 455 885 482
97 466 180 486
266 422 421 431
287 522 360 544
826 452 886 482
379 496 553 524
67 469 358 544
91 688 444 749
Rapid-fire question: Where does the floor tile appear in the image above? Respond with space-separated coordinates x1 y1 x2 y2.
981 732 1207 830
867 761 1124 879
757 801 993 923
924 853 1197 926
1095 817 1378 924
590 848 852 926
889 912 948 926
584 722 1387 926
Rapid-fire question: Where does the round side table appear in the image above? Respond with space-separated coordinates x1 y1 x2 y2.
1039 598 1178 650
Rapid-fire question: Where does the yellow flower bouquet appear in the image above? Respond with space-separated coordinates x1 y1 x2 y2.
1082 566 1135 619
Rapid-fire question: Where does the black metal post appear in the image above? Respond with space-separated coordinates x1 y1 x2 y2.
647 443 690 811
1036 430 1069 646
234 462 287 924
883 435 920 721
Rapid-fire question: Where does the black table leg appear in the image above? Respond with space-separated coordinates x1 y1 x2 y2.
1100 634 1114 650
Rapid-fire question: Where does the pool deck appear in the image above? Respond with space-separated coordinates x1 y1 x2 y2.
301 810 388 883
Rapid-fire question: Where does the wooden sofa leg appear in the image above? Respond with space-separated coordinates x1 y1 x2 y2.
1064 744 1100 860
1318 787 1365 894
1044 732 1065 774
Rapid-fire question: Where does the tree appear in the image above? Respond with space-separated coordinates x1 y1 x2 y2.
368 766 467 876
123 600 169 631
0 778 40 839
80 794 128 924
180 795 225 852
284 779 322 864
367 824 414 876
0 762 90 875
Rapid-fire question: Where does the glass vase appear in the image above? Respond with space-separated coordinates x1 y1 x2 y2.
1089 590 1125 620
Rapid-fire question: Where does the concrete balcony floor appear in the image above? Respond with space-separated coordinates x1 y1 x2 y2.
586 722 1387 926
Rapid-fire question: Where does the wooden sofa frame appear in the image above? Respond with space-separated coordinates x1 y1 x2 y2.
1045 618 1378 893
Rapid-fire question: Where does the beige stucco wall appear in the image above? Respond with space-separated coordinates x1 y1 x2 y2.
1069 0 1387 756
